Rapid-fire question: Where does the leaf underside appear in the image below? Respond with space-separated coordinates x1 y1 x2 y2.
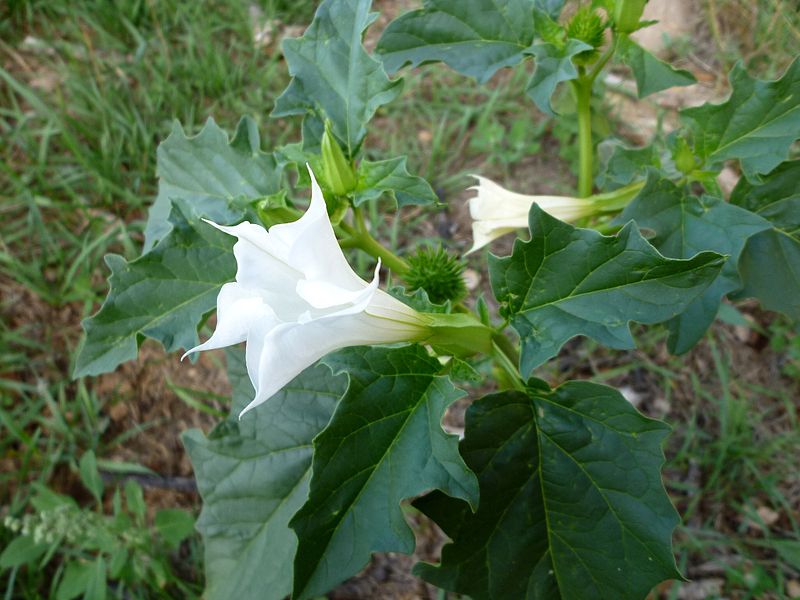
184 349 347 600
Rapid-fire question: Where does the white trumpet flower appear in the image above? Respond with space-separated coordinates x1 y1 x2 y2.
184 167 429 417
467 176 598 253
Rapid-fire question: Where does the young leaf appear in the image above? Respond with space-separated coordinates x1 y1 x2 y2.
730 160 800 319
618 173 770 353
596 139 661 191
525 39 593 116
144 117 281 252
415 382 681 599
377 0 538 83
272 0 402 157
83 557 107 600
56 561 93 600
354 156 439 207
489 205 725 375
681 58 800 182
617 36 696 98
74 201 240 378
290 345 479 599
183 349 347 600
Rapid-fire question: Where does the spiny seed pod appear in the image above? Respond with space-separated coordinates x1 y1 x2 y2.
566 6 607 65
321 121 357 197
405 246 467 305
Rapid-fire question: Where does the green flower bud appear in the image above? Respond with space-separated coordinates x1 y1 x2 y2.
673 137 698 175
321 121 357 197
405 246 467 305
614 0 648 34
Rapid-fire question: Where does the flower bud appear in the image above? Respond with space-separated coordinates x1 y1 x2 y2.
614 0 648 34
321 121 357 197
673 137 698 175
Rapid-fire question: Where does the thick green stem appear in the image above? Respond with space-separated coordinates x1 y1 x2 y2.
572 76 594 198
491 338 526 392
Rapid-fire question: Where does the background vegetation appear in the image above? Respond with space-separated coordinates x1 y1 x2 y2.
1 0 799 597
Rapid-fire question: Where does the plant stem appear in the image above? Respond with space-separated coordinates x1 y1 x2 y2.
347 206 411 275
491 338 526 392
572 75 594 198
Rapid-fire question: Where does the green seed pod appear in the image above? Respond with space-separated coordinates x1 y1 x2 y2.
405 246 467 305
321 121 357 197
614 0 648 34
566 6 607 65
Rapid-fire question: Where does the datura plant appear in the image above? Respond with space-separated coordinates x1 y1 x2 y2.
73 0 800 598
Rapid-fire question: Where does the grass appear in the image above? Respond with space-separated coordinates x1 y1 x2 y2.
1 0 799 598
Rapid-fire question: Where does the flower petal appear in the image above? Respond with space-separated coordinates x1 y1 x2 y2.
269 166 366 291
182 283 276 358
295 261 380 312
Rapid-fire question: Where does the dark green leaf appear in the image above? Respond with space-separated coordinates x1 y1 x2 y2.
354 156 439 207
124 480 146 521
183 349 346 600
618 173 770 353
79 450 104 503
525 39 592 116
291 345 479 599
681 58 800 182
415 382 681 599
377 0 538 83
74 201 240 377
272 0 402 157
155 509 195 547
490 205 725 375
389 286 452 313
731 161 800 319
0 536 48 569
144 117 281 252
617 36 696 98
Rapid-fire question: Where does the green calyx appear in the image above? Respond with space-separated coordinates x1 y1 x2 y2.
614 0 648 34
566 6 607 65
321 120 357 197
404 246 468 305
422 312 493 358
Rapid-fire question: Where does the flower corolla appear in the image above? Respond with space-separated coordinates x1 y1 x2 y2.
184 167 429 416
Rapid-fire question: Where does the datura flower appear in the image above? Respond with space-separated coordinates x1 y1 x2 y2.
467 176 643 252
467 176 596 253
184 167 430 417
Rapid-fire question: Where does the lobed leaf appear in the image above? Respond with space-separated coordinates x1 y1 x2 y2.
377 0 539 83
617 36 696 98
415 381 681 599
144 117 281 252
183 349 347 600
354 156 439 207
489 205 725 375
272 0 402 157
74 201 242 377
618 173 771 353
525 39 592 116
290 345 479 599
681 58 800 182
